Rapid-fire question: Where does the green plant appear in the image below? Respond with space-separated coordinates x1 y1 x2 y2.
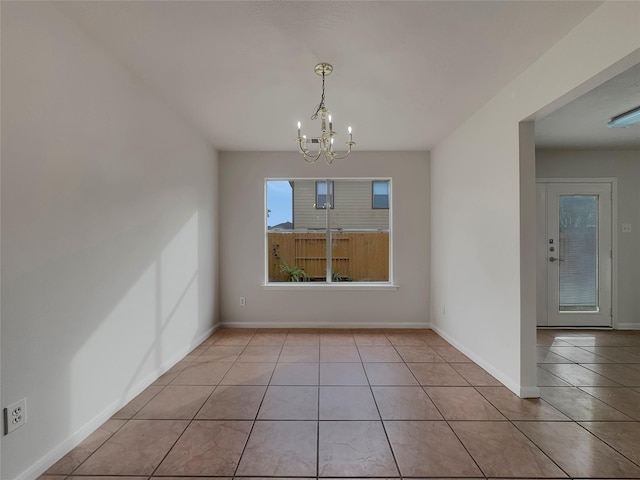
279 260 310 282
332 271 353 282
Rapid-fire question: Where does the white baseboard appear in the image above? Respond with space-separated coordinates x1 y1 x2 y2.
614 323 640 330
220 321 431 329
519 386 541 398
430 326 538 399
18 323 220 480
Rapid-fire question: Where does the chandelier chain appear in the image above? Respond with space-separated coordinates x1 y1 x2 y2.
311 71 326 120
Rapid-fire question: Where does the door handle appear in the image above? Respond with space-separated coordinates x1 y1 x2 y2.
549 257 564 262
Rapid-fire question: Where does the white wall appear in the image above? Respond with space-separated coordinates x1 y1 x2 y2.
219 151 429 328
430 2 640 397
1 3 219 479
536 149 640 329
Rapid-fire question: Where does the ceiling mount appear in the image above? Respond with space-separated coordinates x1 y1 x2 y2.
314 63 333 77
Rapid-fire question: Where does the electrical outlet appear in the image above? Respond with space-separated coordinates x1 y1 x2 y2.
4 398 26 435
240 296 246 307
622 223 632 233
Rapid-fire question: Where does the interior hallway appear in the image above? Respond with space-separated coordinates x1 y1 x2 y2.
39 328 640 479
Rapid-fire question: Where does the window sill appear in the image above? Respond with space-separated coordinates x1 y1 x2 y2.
262 282 399 291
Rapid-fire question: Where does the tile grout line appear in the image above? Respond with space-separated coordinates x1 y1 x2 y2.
65 347 190 477
357 336 403 478
575 385 637 417
574 420 640 469
532 338 638 476
400 343 488 479
230 332 283 478
563 361 640 469
58 416 130 477
471 382 572 479
54 328 640 480
70 340 216 477
513 331 640 476
148 328 260 479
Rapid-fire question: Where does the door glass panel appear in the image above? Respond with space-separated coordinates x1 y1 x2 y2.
558 195 598 311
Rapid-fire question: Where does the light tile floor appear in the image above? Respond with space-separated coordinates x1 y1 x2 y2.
41 328 640 479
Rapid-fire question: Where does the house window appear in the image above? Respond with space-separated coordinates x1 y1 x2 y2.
266 178 391 283
316 180 334 209
372 180 390 209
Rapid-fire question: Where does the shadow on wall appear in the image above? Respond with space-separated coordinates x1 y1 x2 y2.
71 211 202 408
2 208 211 477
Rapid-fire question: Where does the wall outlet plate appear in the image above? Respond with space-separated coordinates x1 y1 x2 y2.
4 398 27 435
622 223 632 233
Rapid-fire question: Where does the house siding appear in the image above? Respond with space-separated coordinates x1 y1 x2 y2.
293 179 390 230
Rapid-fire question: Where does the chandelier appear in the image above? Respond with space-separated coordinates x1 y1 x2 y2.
295 63 355 164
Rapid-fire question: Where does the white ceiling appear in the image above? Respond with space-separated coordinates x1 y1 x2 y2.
55 1 604 152
536 63 640 149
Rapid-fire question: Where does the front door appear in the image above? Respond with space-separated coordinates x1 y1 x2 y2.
537 182 612 327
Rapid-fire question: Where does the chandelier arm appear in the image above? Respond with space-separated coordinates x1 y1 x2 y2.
303 150 323 163
327 151 350 161
327 142 355 161
298 140 324 163
296 137 327 163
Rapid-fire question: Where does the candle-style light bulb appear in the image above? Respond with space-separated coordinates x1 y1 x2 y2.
297 121 301 137
328 115 333 132
348 126 353 142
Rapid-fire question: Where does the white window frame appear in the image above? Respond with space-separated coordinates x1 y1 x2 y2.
372 180 390 209
264 177 396 289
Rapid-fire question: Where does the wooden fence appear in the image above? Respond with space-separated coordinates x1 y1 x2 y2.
268 231 389 282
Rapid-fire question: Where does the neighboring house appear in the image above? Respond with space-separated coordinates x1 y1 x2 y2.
292 179 390 230
268 221 293 230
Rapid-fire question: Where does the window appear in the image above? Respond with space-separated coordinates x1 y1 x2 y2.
372 180 389 209
266 178 391 283
316 180 334 209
